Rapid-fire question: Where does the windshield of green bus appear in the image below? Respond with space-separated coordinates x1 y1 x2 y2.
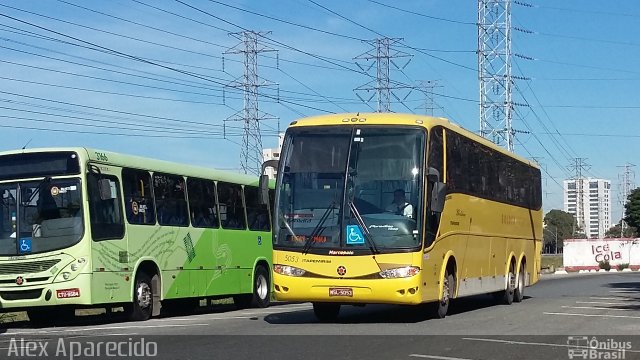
274 126 425 253
0 178 84 256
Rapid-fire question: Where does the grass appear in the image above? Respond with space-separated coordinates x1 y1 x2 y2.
541 254 563 270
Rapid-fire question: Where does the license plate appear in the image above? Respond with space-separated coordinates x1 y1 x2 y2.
56 288 80 298
329 287 353 297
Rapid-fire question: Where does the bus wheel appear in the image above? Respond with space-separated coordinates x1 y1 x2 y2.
125 272 153 321
435 271 454 318
234 265 271 309
28 306 75 326
514 263 525 303
502 263 516 305
313 303 340 322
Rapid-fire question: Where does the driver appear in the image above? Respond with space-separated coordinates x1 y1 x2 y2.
385 189 413 218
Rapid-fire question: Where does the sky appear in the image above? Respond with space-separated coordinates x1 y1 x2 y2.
0 0 639 221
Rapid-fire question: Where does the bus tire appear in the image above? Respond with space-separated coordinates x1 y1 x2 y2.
514 262 525 303
502 263 516 305
234 265 271 309
435 271 454 318
125 272 153 321
313 303 340 322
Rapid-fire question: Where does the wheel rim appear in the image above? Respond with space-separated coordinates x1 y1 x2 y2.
518 268 525 294
256 274 268 300
441 276 450 305
508 269 516 294
136 282 152 309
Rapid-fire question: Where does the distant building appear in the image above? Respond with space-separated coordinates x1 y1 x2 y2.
563 178 612 239
262 133 284 179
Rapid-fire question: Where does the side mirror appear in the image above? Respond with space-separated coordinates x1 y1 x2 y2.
99 179 115 200
430 182 447 213
427 167 440 183
426 166 446 213
259 159 279 205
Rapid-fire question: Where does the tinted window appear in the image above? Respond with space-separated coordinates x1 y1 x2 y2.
245 186 270 231
187 178 219 228
218 182 246 230
122 169 156 225
88 173 124 240
154 173 188 227
445 130 542 210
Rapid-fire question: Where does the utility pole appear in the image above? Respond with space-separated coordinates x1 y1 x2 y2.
568 158 590 236
415 80 442 116
478 0 515 151
354 37 413 112
618 163 636 236
223 31 278 175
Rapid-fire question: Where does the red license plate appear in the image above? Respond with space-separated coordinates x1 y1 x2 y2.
329 287 353 297
56 288 80 298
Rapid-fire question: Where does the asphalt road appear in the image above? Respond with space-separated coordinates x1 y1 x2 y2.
1 272 639 360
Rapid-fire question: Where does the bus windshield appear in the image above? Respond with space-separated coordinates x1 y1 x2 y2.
0 178 84 255
274 126 426 252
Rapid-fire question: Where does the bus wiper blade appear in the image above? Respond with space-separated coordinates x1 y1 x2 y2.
349 200 379 254
23 176 51 205
302 201 335 254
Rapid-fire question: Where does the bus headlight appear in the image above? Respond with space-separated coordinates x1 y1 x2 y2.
379 266 420 279
274 264 306 277
62 272 71 280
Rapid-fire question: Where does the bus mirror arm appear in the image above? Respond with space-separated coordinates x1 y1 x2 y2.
259 159 279 205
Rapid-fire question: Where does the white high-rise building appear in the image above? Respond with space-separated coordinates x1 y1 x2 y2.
563 178 612 239
262 133 284 179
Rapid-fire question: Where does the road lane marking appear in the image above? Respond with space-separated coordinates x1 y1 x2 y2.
562 306 633 311
589 297 634 301
463 337 640 353
410 355 474 360
610 290 638 293
544 312 640 319
577 301 633 305
4 323 210 335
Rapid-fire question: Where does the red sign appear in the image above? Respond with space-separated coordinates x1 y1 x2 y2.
56 288 80 298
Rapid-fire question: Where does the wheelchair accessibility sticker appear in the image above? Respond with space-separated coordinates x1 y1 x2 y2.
346 225 365 245
19 238 32 254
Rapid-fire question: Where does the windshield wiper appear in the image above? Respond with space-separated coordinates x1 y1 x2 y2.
302 201 335 254
349 200 379 254
23 176 51 205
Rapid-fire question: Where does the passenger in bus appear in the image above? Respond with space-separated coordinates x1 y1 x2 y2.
385 189 413 218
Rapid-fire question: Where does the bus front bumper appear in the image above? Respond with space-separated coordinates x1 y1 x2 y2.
0 273 92 311
273 273 424 305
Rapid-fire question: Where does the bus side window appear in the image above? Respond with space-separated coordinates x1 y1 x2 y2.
122 168 156 225
154 173 189 227
245 186 270 231
88 173 124 241
218 182 246 230
187 178 218 228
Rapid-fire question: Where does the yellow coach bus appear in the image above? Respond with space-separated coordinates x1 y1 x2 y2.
261 113 542 321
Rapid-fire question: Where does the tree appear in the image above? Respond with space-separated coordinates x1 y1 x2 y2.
605 222 637 238
543 209 579 253
623 188 640 231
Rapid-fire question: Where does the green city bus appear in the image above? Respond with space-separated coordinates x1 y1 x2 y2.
0 147 273 323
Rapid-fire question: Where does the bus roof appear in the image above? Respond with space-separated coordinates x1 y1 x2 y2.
287 112 539 169
0 147 264 186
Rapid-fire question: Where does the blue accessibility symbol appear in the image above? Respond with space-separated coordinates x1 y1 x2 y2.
346 225 365 245
19 238 32 254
